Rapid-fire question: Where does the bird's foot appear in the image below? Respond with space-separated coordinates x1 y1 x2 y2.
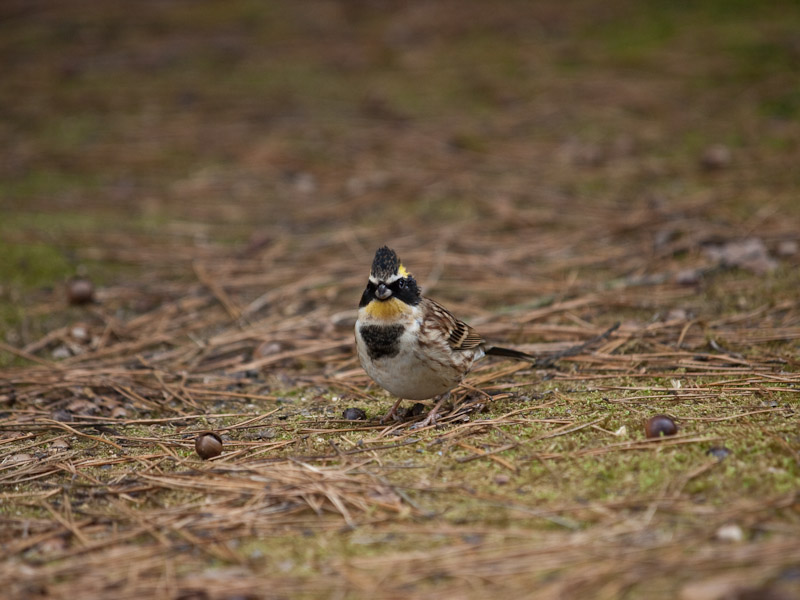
410 393 450 430
410 411 438 430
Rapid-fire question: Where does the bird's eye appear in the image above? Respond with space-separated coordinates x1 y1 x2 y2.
397 279 405 289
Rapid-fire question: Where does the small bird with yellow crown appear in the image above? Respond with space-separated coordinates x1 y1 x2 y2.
355 246 537 427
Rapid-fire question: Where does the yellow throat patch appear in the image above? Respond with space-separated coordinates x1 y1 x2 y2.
363 297 410 320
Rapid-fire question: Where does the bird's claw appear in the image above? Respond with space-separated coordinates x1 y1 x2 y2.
410 411 439 430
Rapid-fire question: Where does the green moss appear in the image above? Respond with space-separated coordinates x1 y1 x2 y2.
0 239 71 289
761 87 800 119
0 168 101 202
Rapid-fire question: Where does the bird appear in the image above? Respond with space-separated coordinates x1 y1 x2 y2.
354 245 538 427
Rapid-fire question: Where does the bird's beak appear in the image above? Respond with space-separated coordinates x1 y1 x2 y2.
375 283 391 300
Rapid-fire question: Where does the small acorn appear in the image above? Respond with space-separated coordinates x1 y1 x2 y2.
50 438 71 451
645 415 678 438
700 144 731 171
66 277 95 305
342 407 367 420
110 406 128 419
195 431 223 459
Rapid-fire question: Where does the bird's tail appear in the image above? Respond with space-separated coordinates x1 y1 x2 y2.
485 322 620 368
485 346 537 362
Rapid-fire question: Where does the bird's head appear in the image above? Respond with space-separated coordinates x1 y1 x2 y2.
359 246 421 313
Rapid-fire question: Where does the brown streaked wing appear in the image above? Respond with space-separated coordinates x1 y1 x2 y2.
425 298 485 351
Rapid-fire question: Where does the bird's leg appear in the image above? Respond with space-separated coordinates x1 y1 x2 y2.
380 398 405 424
412 392 450 429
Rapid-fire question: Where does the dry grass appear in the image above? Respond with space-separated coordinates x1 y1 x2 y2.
1 1 799 598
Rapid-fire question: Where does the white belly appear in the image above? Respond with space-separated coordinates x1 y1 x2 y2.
356 320 465 399
361 344 457 400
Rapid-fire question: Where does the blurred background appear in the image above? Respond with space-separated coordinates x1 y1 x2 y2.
1 0 799 345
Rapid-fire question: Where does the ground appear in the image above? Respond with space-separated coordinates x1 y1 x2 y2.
1 1 799 599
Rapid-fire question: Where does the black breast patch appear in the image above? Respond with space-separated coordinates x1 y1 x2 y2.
359 324 405 360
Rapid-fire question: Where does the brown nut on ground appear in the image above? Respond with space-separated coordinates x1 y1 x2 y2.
645 415 678 438
195 431 223 459
67 277 95 305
